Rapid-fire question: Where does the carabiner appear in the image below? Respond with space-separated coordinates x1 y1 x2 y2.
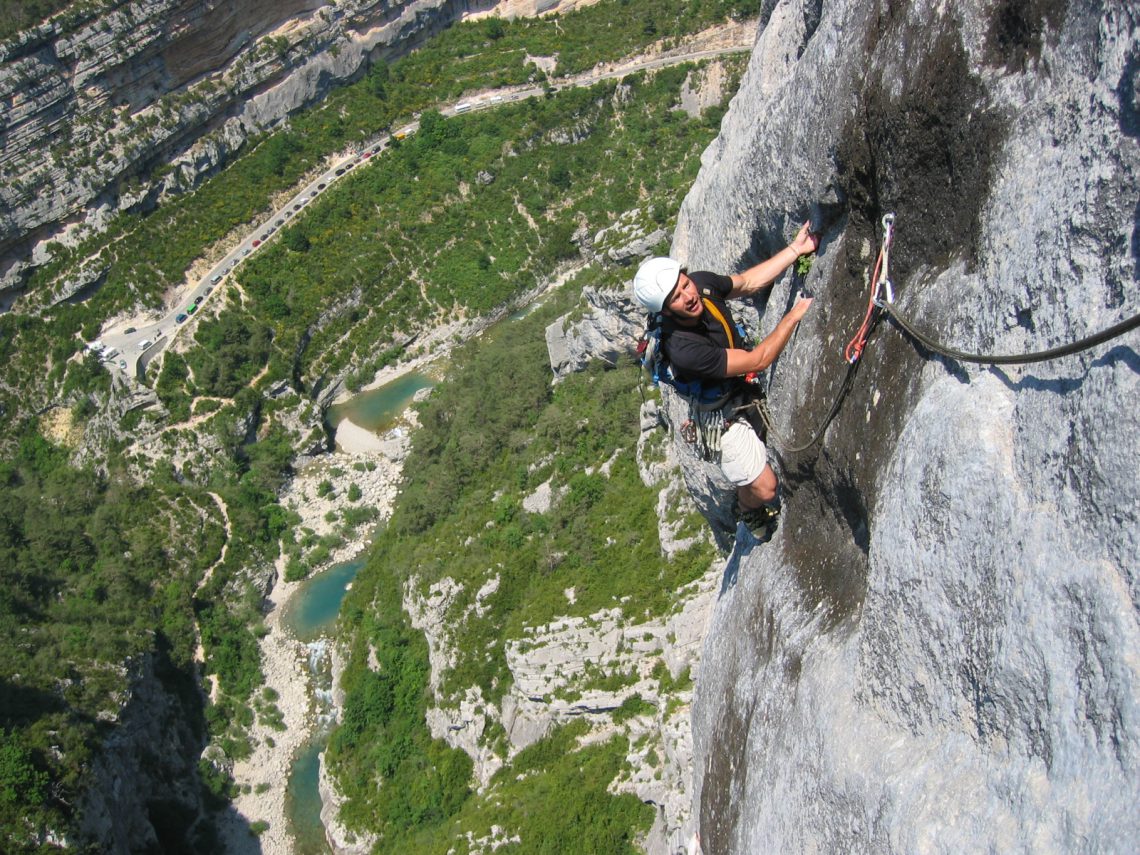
881 213 895 249
873 277 894 308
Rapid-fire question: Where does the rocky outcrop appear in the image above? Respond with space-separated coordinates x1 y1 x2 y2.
0 0 519 293
544 286 643 380
408 571 719 852
318 751 376 855
587 206 669 265
667 1 1140 852
77 652 212 853
400 371 718 852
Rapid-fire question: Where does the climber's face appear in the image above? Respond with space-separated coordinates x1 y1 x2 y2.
665 273 703 323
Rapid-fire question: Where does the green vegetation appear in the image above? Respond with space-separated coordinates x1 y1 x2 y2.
613 693 656 724
328 291 714 847
0 434 225 847
4 0 750 419
0 0 744 847
186 311 273 399
232 66 732 388
409 721 653 854
0 0 78 42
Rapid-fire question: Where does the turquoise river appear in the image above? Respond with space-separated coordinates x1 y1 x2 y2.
282 371 433 853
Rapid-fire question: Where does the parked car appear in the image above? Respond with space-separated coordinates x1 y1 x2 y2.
252 239 261 248
118 359 126 369
124 327 136 334
318 182 327 189
211 275 221 283
187 304 197 315
176 313 188 323
335 167 346 176
242 248 251 256
193 295 203 305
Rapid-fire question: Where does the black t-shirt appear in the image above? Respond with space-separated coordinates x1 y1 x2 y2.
662 271 746 383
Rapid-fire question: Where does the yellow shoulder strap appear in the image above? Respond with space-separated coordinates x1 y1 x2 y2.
701 297 737 349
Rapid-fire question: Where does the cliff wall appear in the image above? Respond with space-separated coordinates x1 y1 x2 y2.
667 0 1139 850
76 652 211 852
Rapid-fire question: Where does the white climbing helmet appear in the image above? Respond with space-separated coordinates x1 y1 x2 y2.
633 256 682 312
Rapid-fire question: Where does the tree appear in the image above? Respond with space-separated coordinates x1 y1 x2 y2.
0 730 48 826
368 61 389 99
282 227 310 253
484 18 505 40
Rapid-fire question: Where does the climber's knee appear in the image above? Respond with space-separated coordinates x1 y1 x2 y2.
721 421 775 508
737 464 778 508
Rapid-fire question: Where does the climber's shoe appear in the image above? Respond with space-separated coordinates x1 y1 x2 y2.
733 500 780 540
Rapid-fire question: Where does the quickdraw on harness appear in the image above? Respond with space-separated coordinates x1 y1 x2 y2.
637 296 762 463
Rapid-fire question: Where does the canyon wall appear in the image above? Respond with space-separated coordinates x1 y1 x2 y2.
0 0 545 294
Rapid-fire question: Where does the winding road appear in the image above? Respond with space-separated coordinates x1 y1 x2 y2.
95 43 750 378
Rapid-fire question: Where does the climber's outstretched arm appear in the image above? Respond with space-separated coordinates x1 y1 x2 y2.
723 297 813 375
728 221 819 298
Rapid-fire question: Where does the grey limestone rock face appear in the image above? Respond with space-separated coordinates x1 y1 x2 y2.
77 653 207 853
544 286 643 379
677 0 1140 851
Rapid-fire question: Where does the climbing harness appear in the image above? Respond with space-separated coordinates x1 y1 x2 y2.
638 298 760 464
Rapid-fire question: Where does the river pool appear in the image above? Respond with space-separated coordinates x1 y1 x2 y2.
325 371 434 432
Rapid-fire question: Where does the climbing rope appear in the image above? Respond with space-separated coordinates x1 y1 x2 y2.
860 213 1140 363
746 364 859 456
844 213 895 364
752 214 896 454
881 294 1140 365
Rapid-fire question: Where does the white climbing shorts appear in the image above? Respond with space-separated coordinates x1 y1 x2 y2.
719 420 768 487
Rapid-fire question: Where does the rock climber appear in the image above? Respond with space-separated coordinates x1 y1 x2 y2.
633 222 818 532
